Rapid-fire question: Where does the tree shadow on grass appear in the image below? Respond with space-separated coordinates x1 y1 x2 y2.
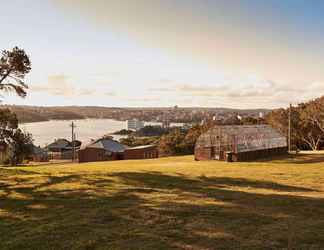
253 153 324 164
1 169 324 249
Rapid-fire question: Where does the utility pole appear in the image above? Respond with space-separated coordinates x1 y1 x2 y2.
288 104 292 153
70 121 76 162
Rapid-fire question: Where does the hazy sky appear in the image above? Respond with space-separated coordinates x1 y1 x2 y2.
1 0 324 108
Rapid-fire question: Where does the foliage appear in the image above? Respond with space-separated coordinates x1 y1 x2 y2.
222 115 242 125
136 125 168 137
158 128 190 156
0 108 18 143
0 47 31 98
120 136 158 147
183 124 208 153
112 129 134 135
8 129 33 165
158 122 216 156
0 109 33 165
241 116 264 125
266 96 324 150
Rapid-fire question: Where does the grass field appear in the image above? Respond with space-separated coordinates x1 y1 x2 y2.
1 155 324 250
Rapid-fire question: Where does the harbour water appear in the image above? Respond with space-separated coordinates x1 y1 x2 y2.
20 119 127 147
20 119 183 147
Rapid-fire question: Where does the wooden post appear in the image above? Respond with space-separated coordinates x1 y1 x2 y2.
288 104 292 153
70 121 76 162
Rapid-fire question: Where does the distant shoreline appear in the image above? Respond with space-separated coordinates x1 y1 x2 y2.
2 105 271 124
19 117 124 125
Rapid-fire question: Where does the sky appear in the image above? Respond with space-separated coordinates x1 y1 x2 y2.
1 0 324 108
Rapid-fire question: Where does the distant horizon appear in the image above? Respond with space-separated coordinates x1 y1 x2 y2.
1 103 273 111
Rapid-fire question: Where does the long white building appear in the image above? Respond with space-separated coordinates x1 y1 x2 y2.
127 119 145 131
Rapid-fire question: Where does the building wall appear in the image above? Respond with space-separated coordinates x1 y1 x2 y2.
195 146 287 162
78 148 123 163
194 147 212 161
195 125 287 162
49 150 74 160
127 119 145 131
78 148 107 163
33 154 49 162
124 147 158 160
232 147 288 162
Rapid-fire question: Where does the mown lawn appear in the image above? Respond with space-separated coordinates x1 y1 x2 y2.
1 155 324 250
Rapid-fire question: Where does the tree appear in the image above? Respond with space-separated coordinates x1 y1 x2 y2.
266 108 289 136
159 129 189 156
266 98 324 151
0 109 33 165
0 108 18 143
297 100 324 150
184 124 208 153
0 47 31 98
9 129 33 166
302 97 324 134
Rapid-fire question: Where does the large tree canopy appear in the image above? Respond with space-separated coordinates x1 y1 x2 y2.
266 97 324 151
0 47 31 98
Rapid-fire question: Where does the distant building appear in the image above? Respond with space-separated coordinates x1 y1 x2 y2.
78 137 125 163
78 137 159 163
195 125 287 162
46 138 81 160
46 138 71 153
124 145 158 160
162 120 170 129
32 145 49 162
127 119 145 131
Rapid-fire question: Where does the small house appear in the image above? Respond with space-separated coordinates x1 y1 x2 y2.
78 137 125 163
47 138 71 152
46 139 81 160
32 145 49 162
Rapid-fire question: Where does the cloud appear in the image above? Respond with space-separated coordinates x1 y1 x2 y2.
176 82 277 99
31 74 97 97
126 97 161 102
105 91 116 96
150 78 324 108
176 84 227 97
78 89 97 96
148 87 173 92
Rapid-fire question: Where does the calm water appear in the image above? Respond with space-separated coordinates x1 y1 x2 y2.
20 119 183 147
20 119 127 147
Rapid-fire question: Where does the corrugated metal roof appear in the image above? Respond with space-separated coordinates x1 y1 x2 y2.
47 139 71 149
126 145 156 150
196 125 287 153
81 138 125 153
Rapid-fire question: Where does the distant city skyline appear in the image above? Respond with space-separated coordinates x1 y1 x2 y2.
1 0 324 108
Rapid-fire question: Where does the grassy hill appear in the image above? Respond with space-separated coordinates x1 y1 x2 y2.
1 155 324 249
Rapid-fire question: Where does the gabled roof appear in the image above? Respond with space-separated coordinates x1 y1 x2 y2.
81 137 125 153
126 145 156 150
47 139 71 149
